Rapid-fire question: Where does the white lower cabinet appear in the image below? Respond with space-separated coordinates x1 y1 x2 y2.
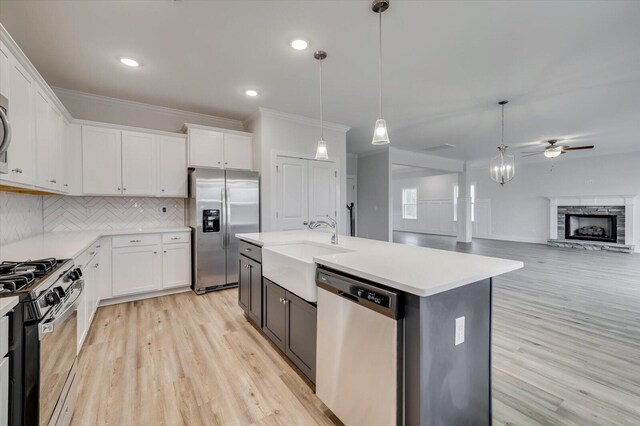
0 356 7 426
112 245 162 297
76 239 106 353
162 243 191 289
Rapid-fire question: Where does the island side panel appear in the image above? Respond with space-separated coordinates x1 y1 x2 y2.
404 278 492 426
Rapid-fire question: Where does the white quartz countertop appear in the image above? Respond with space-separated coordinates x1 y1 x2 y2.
0 227 191 263
236 231 523 297
0 296 19 317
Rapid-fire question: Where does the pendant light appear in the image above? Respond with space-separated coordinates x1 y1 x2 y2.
490 100 516 186
371 0 390 145
314 50 329 160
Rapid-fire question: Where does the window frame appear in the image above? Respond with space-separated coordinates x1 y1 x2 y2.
402 188 418 220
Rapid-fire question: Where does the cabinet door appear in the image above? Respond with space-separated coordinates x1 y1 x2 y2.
0 40 9 98
158 135 186 196
223 133 252 170
162 243 191 289
262 279 286 351
48 106 64 191
6 57 35 184
238 256 250 312
112 245 161 296
34 87 53 189
0 356 8 426
188 128 223 168
82 126 122 195
121 131 156 196
285 291 317 383
248 258 262 327
308 159 337 223
276 157 309 230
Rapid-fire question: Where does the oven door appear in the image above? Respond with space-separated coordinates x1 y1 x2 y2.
38 279 83 426
0 94 10 174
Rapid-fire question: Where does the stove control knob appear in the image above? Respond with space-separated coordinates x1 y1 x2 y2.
53 286 66 299
69 268 82 281
45 292 61 306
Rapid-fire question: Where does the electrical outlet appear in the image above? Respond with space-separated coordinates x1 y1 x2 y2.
162 207 167 213
455 316 465 346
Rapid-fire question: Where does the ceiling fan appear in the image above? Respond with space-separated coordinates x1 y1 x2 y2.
520 139 594 158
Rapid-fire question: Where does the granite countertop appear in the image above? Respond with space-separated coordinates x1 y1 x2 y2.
0 227 191 263
236 230 524 297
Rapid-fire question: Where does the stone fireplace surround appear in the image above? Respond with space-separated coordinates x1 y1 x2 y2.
547 195 638 253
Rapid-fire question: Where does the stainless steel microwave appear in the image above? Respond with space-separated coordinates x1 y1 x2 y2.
0 94 11 174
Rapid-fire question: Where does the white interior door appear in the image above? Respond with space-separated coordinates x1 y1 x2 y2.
308 160 337 222
276 156 309 230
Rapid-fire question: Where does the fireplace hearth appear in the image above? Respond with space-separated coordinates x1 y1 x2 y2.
565 214 617 243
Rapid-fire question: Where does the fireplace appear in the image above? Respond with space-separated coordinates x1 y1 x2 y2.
565 214 617 243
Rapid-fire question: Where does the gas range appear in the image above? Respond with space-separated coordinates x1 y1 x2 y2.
0 257 83 425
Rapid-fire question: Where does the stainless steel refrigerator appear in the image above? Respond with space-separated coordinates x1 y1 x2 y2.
187 168 260 294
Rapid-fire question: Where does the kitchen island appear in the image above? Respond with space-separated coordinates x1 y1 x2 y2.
236 230 523 426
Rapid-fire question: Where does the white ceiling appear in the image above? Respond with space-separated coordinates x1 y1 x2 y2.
2 0 639 161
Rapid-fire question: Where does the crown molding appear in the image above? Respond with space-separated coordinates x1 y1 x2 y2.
253 107 351 133
53 87 244 131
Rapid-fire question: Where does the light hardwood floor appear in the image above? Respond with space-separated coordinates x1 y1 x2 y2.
72 234 640 425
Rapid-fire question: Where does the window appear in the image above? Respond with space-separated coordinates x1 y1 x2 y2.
402 188 417 219
470 183 476 222
453 184 459 221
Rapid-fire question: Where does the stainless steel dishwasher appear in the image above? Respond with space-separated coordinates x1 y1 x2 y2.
316 267 403 426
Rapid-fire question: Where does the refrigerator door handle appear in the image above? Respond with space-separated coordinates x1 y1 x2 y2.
225 187 231 248
221 188 226 248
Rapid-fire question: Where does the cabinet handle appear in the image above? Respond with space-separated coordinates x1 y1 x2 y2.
94 263 99 268
123 188 127 191
283 299 289 305
163 250 167 253
96 245 101 249
11 168 22 173
244 247 252 252
217 161 221 164
64 184 68 187
161 189 165 192
225 162 228 165
171 237 181 240
50 179 57 183
279 297 284 303
89 251 95 256
117 187 121 191
153 251 158 254
130 239 141 243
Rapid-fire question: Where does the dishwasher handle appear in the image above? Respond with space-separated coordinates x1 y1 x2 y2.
316 268 403 320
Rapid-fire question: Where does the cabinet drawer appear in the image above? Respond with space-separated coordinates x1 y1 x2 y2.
239 240 261 263
112 234 161 248
162 232 191 244
0 316 8 357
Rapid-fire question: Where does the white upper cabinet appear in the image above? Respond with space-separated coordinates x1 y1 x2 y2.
82 126 122 195
186 125 253 170
223 133 252 170
0 40 9 101
121 130 156 196
158 135 187 197
6 56 35 185
34 86 66 192
188 128 223 168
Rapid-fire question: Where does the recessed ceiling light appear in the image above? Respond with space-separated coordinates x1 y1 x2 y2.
120 57 139 67
290 39 309 50
245 89 259 97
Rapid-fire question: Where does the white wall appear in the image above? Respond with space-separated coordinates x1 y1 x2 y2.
392 173 458 236
347 153 358 176
468 151 640 244
244 108 349 234
55 88 243 133
357 150 391 241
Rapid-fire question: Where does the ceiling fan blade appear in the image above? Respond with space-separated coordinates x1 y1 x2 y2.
561 145 594 151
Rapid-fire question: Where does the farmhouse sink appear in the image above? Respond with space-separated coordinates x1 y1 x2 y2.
262 242 352 302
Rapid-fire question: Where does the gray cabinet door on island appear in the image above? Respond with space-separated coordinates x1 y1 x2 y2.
263 279 286 351
284 290 317 383
238 254 262 327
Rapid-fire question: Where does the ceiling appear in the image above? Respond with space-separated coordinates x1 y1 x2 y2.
2 0 639 161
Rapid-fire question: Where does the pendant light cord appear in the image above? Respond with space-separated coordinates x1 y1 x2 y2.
378 10 383 119
319 58 324 140
501 103 505 147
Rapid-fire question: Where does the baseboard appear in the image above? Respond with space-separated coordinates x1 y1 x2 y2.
393 229 456 237
473 234 548 245
99 286 192 307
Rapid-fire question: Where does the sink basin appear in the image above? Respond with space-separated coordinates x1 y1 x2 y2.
262 242 352 302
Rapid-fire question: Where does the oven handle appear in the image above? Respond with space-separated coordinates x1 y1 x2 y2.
38 280 84 340
0 102 11 156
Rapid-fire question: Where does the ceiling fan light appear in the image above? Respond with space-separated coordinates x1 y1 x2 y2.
544 147 562 158
315 138 329 160
372 118 390 145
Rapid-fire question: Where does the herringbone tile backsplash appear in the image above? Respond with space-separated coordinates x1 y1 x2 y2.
43 196 185 232
0 192 44 245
